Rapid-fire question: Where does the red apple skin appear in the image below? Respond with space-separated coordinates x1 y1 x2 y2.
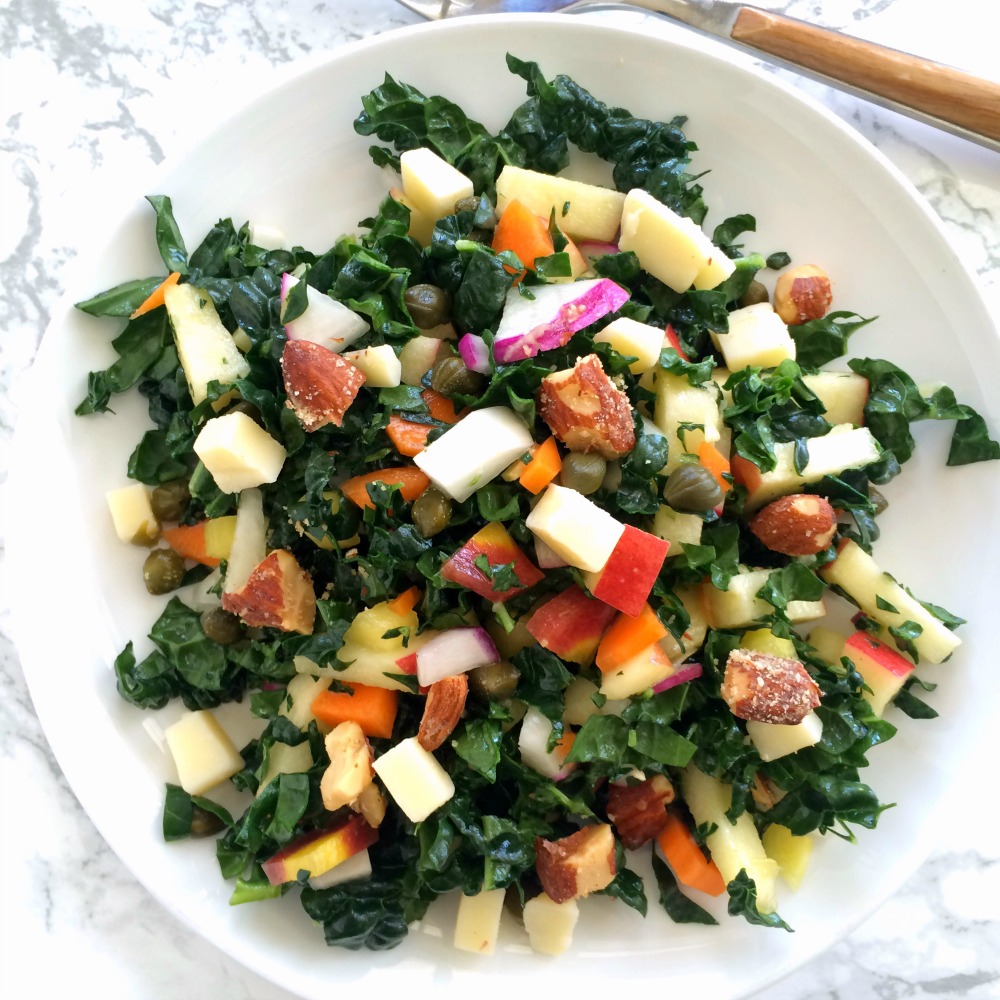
663 324 689 361
440 522 544 603
844 631 915 679
526 584 618 665
587 525 669 617
261 813 378 885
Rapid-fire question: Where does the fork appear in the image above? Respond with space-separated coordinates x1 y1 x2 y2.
394 0 1000 152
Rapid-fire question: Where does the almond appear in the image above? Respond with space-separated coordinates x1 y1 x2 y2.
773 264 832 325
320 721 373 812
534 824 617 904
351 781 387 828
538 354 635 460
281 339 366 432
721 648 821 725
749 493 837 556
221 549 316 634
606 774 675 849
417 673 468 751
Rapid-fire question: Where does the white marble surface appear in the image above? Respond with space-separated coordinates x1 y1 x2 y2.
1 1 998 998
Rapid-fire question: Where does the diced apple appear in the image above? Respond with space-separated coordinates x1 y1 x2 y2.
522 893 580 956
702 567 826 629
842 629 917 714
710 302 796 371
525 583 618 665
415 406 534 503
618 188 735 292
495 164 626 242
454 888 507 956
762 824 813 890
308 848 372 890
194 411 287 495
164 709 245 795
681 765 778 913
107 483 159 545
164 282 250 406
518 706 575 780
261 813 377 885
582 524 669 617
341 344 401 387
652 505 704 549
562 677 627 726
400 147 474 221
525 484 625 572
593 316 665 374
281 273 369 354
440 522 544 603
372 736 455 823
802 371 869 426
819 539 961 664
599 640 676 701
258 740 313 796
399 335 447 386
746 711 824 762
653 371 723 472
284 673 332 729
807 625 846 665
222 487 267 595
740 628 797 659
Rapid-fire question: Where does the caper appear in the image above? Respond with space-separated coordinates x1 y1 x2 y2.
201 607 244 646
150 479 191 522
454 196 481 214
467 661 521 703
663 463 725 512
454 196 497 229
190 805 226 838
143 548 186 595
868 486 889 516
411 487 453 538
430 355 486 397
225 399 264 426
404 283 452 329
738 279 770 308
560 452 608 496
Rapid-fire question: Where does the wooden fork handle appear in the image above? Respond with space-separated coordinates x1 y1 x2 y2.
731 7 1000 143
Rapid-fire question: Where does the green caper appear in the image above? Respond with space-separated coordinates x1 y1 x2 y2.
143 548 187 595
663 463 725 512
150 479 191 522
404 283 452 329
738 280 770 308
454 196 481 214
430 354 486 396
868 486 889 516
560 452 608 496
225 399 264 425
411 487 453 538
200 607 244 645
467 661 521 702
454 196 497 229
189 805 227 838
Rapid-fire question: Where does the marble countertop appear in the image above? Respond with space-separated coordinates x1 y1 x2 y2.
1 1 997 997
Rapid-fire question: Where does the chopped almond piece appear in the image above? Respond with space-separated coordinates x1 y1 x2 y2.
749 494 837 556
320 722 374 812
221 549 316 634
351 782 387 828
417 674 469 752
281 339 366 432
606 774 675 849
721 648 820 725
535 823 617 903
538 354 635 460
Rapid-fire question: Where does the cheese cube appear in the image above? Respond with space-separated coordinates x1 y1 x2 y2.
525 484 625 573
711 302 796 370
454 888 507 955
371 736 455 822
106 483 159 545
400 148 474 222
415 406 533 503
522 893 580 956
593 316 664 374
194 411 287 494
747 711 824 762
164 282 250 405
341 345 402 387
164 709 245 795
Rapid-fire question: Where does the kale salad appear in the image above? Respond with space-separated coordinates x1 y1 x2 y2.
76 55 998 956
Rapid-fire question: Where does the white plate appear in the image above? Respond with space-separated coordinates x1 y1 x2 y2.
9 13 1000 1000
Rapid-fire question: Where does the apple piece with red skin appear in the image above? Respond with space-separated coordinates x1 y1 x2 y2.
662 323 688 361
582 524 670 617
261 812 378 885
526 584 617 666
440 522 544 603
842 629 916 715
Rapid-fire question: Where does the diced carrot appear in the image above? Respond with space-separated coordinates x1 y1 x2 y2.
385 389 463 458
595 603 668 673
729 453 762 493
656 812 726 896
698 441 732 494
311 683 399 740
422 388 462 424
491 198 554 278
386 586 422 617
340 467 430 510
130 271 181 319
519 436 562 495
162 515 237 567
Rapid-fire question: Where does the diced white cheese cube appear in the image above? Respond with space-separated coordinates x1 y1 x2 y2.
400 148 474 222
711 302 796 370
372 736 455 822
194 412 287 495
415 406 533 503
522 893 580 956
525 484 625 573
747 711 824 762
593 316 664 374
454 888 507 955
341 344 402 387
164 709 245 795
106 483 159 545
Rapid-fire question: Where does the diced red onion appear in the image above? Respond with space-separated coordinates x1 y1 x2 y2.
457 333 491 374
415 626 500 687
652 662 703 693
